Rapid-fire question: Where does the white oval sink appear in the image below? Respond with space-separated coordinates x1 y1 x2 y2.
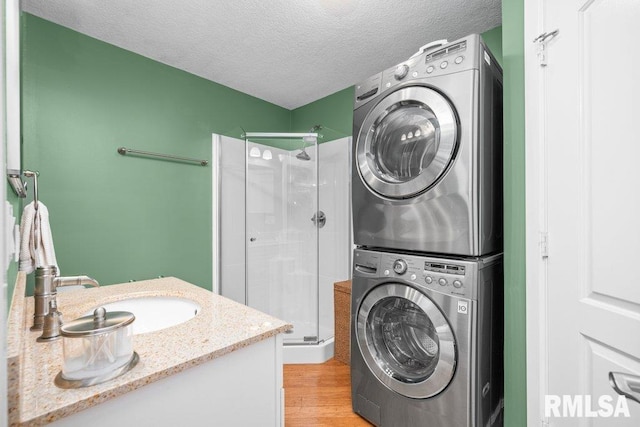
90 296 201 335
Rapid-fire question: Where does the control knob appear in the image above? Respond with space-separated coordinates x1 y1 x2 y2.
394 65 409 80
393 259 408 274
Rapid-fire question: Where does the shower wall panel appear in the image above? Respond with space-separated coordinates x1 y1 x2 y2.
318 137 351 342
219 136 246 304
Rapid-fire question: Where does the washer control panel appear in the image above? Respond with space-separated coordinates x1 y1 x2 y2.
372 252 475 299
423 261 469 292
424 261 466 275
353 248 502 301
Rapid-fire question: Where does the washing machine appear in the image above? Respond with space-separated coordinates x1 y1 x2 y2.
351 248 503 426
352 34 503 257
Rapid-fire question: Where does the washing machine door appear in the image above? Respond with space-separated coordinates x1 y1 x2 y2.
356 86 458 199
356 283 456 399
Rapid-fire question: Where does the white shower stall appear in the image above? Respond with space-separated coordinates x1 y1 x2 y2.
212 131 351 363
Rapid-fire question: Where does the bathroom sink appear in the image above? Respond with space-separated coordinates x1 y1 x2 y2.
89 296 201 335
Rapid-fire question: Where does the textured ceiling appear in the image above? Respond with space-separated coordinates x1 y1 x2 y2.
21 0 501 109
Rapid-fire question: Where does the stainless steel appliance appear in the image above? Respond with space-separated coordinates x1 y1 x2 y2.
352 34 503 257
351 248 504 426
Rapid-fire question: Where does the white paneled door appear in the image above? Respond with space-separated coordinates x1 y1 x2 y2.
526 0 640 425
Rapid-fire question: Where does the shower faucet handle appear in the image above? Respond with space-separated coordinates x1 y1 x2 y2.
311 211 326 228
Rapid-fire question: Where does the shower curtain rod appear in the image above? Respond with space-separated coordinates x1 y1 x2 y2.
243 132 318 138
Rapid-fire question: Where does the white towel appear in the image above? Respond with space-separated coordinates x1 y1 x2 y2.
19 201 59 274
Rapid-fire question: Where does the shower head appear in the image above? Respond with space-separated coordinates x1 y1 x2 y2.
296 149 311 161
295 128 319 161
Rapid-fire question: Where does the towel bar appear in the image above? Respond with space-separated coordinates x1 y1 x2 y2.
117 147 208 166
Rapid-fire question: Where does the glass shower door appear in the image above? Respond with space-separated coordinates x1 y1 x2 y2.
245 133 319 345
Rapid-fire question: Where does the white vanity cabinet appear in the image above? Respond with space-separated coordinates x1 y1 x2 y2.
50 335 284 427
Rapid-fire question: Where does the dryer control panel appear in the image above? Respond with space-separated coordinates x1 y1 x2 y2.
353 33 501 111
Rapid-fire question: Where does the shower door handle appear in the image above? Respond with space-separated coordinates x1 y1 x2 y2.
311 211 326 228
249 237 256 242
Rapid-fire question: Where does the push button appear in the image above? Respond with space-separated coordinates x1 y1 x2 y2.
426 66 435 74
440 61 448 69
425 276 433 284
455 56 464 64
438 278 447 286
453 280 463 288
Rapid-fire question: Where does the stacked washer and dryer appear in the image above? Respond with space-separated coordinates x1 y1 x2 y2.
350 35 504 426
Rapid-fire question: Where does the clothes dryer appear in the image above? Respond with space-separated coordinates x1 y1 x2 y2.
352 34 503 256
351 248 504 426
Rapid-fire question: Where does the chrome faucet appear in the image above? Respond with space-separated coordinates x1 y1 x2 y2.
31 265 100 331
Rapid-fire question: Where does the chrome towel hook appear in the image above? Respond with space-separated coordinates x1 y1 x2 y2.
23 170 40 210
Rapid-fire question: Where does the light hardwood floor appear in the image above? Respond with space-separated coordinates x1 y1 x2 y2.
284 359 372 426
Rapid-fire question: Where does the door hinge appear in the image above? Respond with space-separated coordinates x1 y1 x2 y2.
533 29 559 67
540 232 549 258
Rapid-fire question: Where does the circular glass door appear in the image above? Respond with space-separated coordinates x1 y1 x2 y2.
356 283 456 398
356 86 458 199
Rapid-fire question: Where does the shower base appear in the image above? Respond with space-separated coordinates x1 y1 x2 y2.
283 337 334 364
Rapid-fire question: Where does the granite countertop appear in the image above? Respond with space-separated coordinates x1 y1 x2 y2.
7 275 291 426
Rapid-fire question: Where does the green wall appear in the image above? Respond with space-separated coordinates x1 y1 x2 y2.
291 87 354 137
482 26 503 64
502 0 527 424
21 14 290 293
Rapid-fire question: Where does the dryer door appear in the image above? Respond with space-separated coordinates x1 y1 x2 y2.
356 283 456 399
356 86 458 199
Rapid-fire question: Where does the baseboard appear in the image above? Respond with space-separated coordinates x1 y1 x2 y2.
283 337 335 364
